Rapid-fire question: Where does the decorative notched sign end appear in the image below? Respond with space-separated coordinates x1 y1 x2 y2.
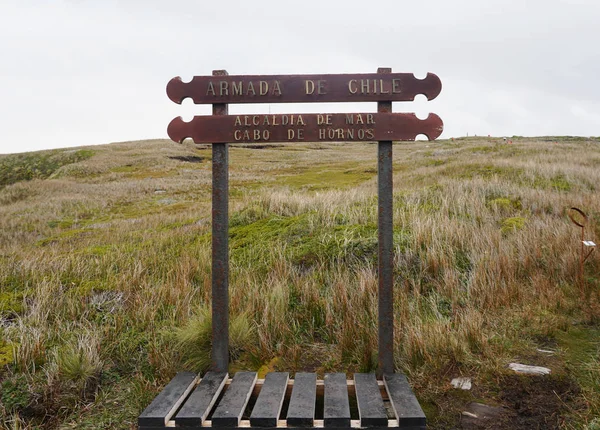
418 113 444 140
167 116 188 143
166 76 185 105
421 73 442 101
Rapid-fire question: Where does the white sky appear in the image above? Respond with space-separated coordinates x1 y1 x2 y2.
1 0 599 154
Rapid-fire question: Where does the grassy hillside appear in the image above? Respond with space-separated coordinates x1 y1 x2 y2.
1 137 599 429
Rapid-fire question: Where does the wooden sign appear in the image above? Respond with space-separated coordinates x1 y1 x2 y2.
168 112 443 144
167 73 441 104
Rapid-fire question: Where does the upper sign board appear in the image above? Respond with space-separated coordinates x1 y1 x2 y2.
167 73 441 104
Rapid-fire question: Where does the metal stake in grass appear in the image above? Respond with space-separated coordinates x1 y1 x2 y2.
568 207 596 291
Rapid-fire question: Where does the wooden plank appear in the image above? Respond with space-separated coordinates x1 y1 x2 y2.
138 371 197 427
212 372 258 427
323 373 350 427
167 112 443 144
166 73 442 105
383 373 426 428
286 372 317 427
354 373 388 427
250 372 289 427
175 371 228 427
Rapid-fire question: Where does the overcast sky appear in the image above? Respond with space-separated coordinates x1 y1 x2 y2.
1 0 598 154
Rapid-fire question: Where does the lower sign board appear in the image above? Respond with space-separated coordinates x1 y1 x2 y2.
168 112 443 144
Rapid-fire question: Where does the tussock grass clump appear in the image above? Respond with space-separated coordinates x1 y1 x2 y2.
174 307 257 372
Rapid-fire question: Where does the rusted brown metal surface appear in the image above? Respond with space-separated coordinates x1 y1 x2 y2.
376 68 394 376
166 72 441 104
167 112 443 144
211 70 229 373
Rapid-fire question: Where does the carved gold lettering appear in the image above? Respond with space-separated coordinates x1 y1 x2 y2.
361 79 369 94
305 80 315 95
234 116 242 126
356 114 364 125
259 81 268 95
263 116 270 125
254 130 261 140
347 129 354 139
380 79 390 94
317 114 325 125
288 129 295 140
348 79 358 94
297 129 304 140
244 116 251 126
273 80 282 96
253 115 260 126
366 129 374 139
358 129 365 139
367 114 375 124
345 114 354 125
317 80 326 94
220 81 228 96
247 82 256 95
326 114 332 125
392 79 401 93
232 81 243 96
234 130 242 140
328 129 335 139
336 128 344 139
319 129 326 140
272 115 279 126
206 81 216 96
297 115 305 126
242 130 250 140
282 115 289 126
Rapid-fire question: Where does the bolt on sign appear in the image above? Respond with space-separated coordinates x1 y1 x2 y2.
165 68 443 378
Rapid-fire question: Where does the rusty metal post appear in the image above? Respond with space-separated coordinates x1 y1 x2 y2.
212 70 229 372
377 67 394 376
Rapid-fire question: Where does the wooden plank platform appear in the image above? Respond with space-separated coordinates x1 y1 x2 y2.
250 372 289 427
138 372 425 430
286 372 317 427
354 373 388 427
383 374 426 428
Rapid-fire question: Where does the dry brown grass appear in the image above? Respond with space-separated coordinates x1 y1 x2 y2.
1 137 599 428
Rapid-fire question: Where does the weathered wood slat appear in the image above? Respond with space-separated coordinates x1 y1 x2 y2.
323 373 350 427
250 372 289 427
138 371 197 427
175 372 229 427
212 372 257 427
383 374 426 428
286 372 317 427
354 373 388 427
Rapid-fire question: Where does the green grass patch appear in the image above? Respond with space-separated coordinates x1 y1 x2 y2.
0 341 15 366
277 163 375 190
556 326 600 419
229 211 398 271
530 174 572 191
0 291 24 315
441 163 523 180
0 149 94 188
500 216 527 234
